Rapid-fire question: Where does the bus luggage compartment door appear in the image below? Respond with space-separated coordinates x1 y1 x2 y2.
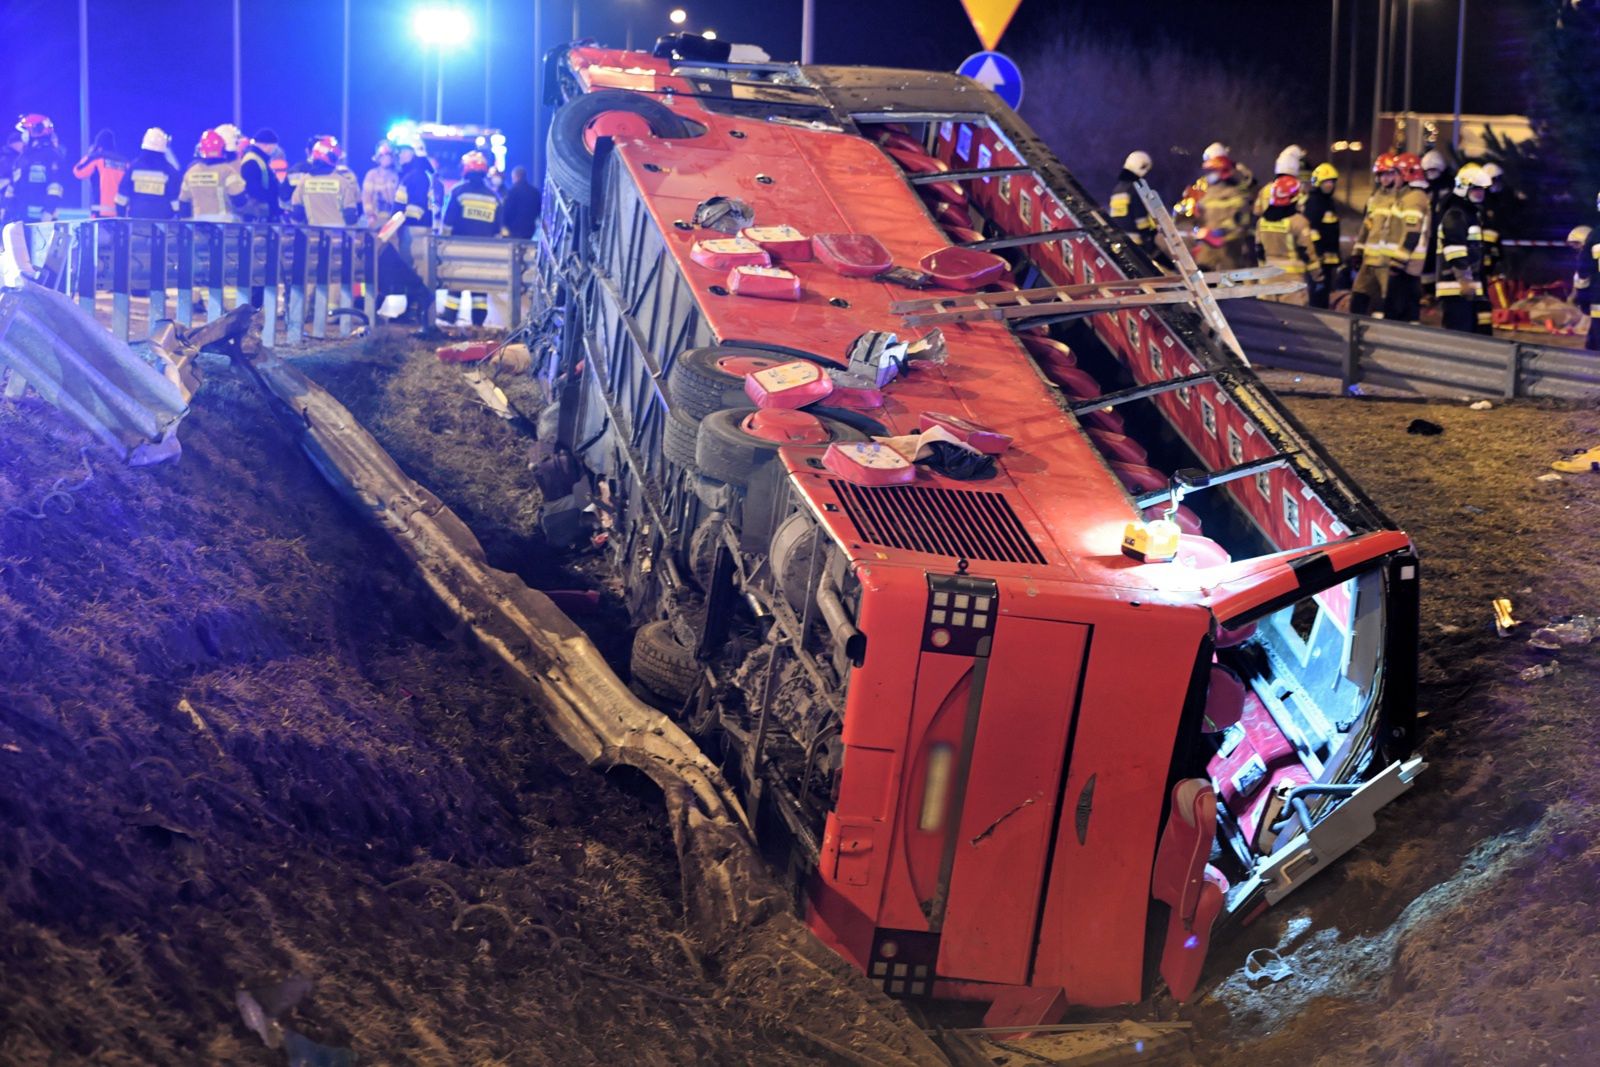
932 617 1089 985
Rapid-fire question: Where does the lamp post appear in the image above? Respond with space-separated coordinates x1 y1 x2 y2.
412 6 474 124
1452 0 1466 153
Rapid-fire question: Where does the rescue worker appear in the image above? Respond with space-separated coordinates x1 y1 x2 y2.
1383 153 1433 323
1349 152 1400 316
115 128 181 219
1108 150 1155 247
1420 148 1453 297
395 143 436 229
438 150 500 326
291 136 360 227
72 130 128 218
1303 163 1342 308
1435 163 1492 334
1254 144 1308 217
215 124 245 162
362 140 401 226
1202 141 1255 193
1191 154 1253 271
1478 160 1507 330
180 129 248 221
4 114 66 224
502 165 539 239
1254 175 1316 305
279 137 319 214
237 128 281 221
1572 199 1600 352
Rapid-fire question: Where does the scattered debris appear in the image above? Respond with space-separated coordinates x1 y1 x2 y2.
1469 400 1494 411
1407 418 1444 436
1244 947 1294 984
1538 472 1564 482
1552 445 1600 474
1527 616 1597 650
1519 661 1561 681
1493 598 1519 637
1461 504 1486 515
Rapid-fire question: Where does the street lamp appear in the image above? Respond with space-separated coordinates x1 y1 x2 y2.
412 5 473 124
669 8 687 25
702 29 717 40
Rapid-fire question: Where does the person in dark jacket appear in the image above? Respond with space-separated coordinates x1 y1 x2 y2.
1303 163 1341 308
1572 196 1600 353
501 165 539 239
237 128 281 221
1435 164 1491 334
4 114 66 224
394 145 435 229
439 150 501 325
1108 151 1155 247
115 127 181 219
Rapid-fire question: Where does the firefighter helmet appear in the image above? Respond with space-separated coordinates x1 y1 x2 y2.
1480 161 1504 189
1395 152 1425 185
1269 175 1302 207
15 113 54 144
141 127 171 153
197 129 227 160
1453 163 1491 198
311 136 343 166
1421 148 1449 179
1202 141 1231 162
215 123 242 153
373 139 395 163
1372 151 1400 175
1123 150 1153 178
1568 224 1592 251
1311 162 1339 185
1201 155 1236 182
1274 144 1306 176
461 150 490 175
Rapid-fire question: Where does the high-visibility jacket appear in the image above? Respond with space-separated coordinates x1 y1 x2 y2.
1194 177 1251 245
361 164 400 226
395 158 436 228
73 151 128 217
1573 223 1600 321
237 144 280 220
291 162 360 227
440 174 501 236
1434 195 1483 299
1108 169 1154 243
115 149 181 219
180 159 247 221
1254 206 1316 274
5 143 66 222
1302 188 1342 269
1389 185 1432 278
1354 184 1400 264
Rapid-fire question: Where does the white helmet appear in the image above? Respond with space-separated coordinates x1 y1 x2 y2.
1480 161 1504 189
215 123 242 152
1123 150 1153 178
1567 224 1592 250
1276 144 1306 173
1421 149 1448 179
141 127 170 153
1202 141 1231 162
1453 163 1491 198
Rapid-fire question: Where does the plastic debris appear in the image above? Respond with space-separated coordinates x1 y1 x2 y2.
1538 472 1564 482
1244 947 1294 984
1552 445 1600 474
1407 418 1444 436
1493 598 1518 637
1520 660 1561 681
1527 616 1597 650
1469 400 1494 411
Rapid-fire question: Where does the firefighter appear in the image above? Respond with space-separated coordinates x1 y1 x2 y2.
237 129 281 221
1109 150 1155 247
1478 160 1507 330
180 129 248 222
1254 144 1308 217
1191 154 1252 271
1574 199 1600 352
1435 163 1492 334
1202 141 1255 194
439 150 500 326
362 140 401 226
1254 175 1316 305
115 128 181 219
72 130 128 218
502 165 540 240
215 124 244 162
279 137 318 214
394 143 436 230
291 137 360 227
4 114 66 224
1382 153 1433 323
1349 152 1400 316
1420 148 1453 296
1303 163 1341 308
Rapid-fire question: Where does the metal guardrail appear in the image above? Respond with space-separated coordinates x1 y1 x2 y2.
18 219 535 348
1225 298 1600 400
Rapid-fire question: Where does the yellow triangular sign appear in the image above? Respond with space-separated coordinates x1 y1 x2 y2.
960 0 1023 51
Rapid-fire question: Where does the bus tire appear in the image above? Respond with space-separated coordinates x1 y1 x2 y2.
668 347 771 421
548 90 702 207
694 409 866 487
663 408 702 470
630 620 700 704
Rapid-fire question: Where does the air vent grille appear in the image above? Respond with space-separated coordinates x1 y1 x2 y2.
830 481 1047 565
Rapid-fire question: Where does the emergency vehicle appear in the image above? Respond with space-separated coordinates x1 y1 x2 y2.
386 120 507 184
531 38 1424 1024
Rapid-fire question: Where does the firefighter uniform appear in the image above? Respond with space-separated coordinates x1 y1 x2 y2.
395 154 436 229
1303 171 1341 309
292 163 360 227
72 132 127 219
1574 213 1600 353
440 168 501 325
116 148 181 219
1383 184 1432 323
1191 160 1252 272
181 160 246 222
1350 183 1398 315
5 141 66 223
1109 152 1155 247
1435 193 1485 334
1254 204 1316 305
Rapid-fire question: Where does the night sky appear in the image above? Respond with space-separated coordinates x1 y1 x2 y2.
0 0 1529 177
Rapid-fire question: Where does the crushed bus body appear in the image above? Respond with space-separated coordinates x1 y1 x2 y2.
531 38 1425 1025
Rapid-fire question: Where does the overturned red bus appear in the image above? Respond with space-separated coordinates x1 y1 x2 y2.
531 38 1424 1025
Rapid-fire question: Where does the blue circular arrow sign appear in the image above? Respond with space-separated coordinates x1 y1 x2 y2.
957 50 1024 111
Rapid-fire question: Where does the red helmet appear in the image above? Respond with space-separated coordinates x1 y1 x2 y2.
15 113 54 143
1373 151 1400 175
1269 174 1302 206
461 150 490 175
310 136 343 166
1201 154 1236 182
1394 152 1424 184
197 129 227 160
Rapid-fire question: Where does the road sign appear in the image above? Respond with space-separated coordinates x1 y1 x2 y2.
960 0 1023 51
958 51 1024 111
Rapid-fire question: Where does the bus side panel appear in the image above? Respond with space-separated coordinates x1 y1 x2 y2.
937 617 1089 985
1029 606 1209 1006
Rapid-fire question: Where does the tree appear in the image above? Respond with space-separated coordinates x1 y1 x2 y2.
1525 1 1600 209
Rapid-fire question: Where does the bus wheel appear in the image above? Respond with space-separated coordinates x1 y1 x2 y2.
694 408 866 487
668 347 784 421
630 620 700 705
547 90 704 207
664 408 703 470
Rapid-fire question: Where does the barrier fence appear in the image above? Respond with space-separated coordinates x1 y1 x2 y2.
1224 298 1600 401
18 219 535 348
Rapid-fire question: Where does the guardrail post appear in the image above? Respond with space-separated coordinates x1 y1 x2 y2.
509 241 525 329
75 222 98 317
148 222 168 332
313 230 332 339
262 226 281 349
110 220 131 341
337 231 354 337
176 223 194 327
205 224 226 323
1343 318 1365 390
362 232 377 326
1505 342 1524 399
288 227 308 345
235 224 254 316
